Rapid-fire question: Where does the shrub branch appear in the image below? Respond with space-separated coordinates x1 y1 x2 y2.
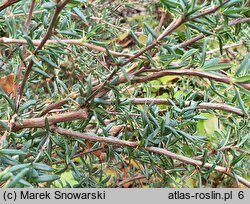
129 98 246 117
0 0 21 11
17 0 72 111
51 126 250 188
179 17 250 48
132 69 250 91
0 100 245 132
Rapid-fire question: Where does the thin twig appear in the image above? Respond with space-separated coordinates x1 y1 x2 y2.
131 69 250 91
84 16 185 102
121 17 184 66
119 1 230 65
52 147 104 165
17 0 36 80
188 0 230 21
84 3 232 101
51 126 250 188
117 175 147 187
16 0 72 111
156 10 167 36
37 66 250 118
0 38 138 58
2 109 89 132
0 0 21 12
129 98 246 117
179 18 250 49
0 98 246 132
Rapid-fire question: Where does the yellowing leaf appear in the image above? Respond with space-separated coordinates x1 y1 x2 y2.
52 171 78 187
160 76 179 85
127 159 144 170
185 178 197 188
117 32 130 41
197 113 219 137
138 34 148 45
175 24 186 33
102 167 117 186
72 157 81 163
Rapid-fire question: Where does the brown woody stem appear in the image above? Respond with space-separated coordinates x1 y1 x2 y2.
51 126 250 188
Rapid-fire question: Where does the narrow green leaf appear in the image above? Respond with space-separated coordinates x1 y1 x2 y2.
223 8 249 15
235 75 250 83
234 86 249 117
19 100 37 113
187 2 202 16
181 49 198 62
223 0 244 8
186 23 213 35
33 174 60 182
193 115 208 120
231 153 247 166
220 127 231 148
53 80 58 96
46 81 53 97
202 63 232 71
23 34 35 50
217 35 224 55
42 2 57 9
0 121 10 131
76 96 86 106
121 67 131 84
0 149 26 156
79 85 84 97
202 162 217 174
201 39 207 67
105 46 116 63
39 55 58 68
235 24 241 35
235 53 250 76
33 163 54 172
0 171 12 182
33 67 50 78
93 110 105 126
0 89 15 111
18 179 33 187
165 126 180 138
73 7 87 22
93 98 110 105
6 168 29 188
100 175 111 185
144 22 157 39
160 0 181 8
57 79 68 93
235 132 250 147
45 117 50 133
86 74 92 97
201 150 208 168
8 164 31 173
130 30 141 46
